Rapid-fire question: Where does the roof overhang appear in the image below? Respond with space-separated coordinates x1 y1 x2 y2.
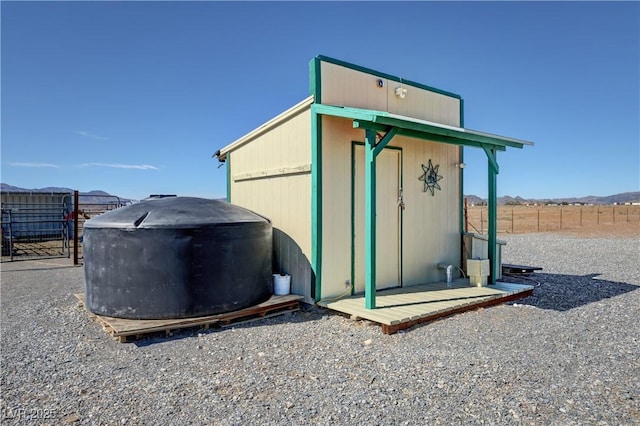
312 103 533 151
215 96 315 161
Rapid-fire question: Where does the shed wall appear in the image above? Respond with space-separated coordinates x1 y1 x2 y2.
320 117 360 298
320 117 461 300
320 61 460 126
228 107 313 302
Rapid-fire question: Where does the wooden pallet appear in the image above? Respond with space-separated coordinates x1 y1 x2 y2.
75 293 303 342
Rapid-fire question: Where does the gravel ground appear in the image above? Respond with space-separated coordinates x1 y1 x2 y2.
1 233 639 425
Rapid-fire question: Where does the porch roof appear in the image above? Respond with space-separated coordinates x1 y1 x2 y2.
311 103 534 151
312 102 534 310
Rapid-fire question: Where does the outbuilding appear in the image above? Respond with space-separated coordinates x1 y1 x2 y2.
215 55 533 312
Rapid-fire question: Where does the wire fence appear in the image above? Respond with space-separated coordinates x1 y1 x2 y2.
466 205 640 234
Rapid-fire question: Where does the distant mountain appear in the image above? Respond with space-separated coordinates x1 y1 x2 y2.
464 194 486 206
465 191 640 206
4 183 636 206
1 184 32 192
1 183 134 205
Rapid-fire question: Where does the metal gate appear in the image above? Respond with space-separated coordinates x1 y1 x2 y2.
1 192 71 261
1 190 130 262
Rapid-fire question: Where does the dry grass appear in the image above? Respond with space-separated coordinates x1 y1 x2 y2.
466 205 640 238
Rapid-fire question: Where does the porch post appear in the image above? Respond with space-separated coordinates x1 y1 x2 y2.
486 147 499 284
364 129 377 309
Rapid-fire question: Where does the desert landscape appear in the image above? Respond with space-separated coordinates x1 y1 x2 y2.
2 202 639 424
466 204 640 238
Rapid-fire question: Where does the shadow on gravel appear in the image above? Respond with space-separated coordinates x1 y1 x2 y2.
131 305 328 347
504 272 639 311
1 265 79 273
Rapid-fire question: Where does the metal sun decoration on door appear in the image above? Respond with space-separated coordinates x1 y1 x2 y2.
419 159 443 196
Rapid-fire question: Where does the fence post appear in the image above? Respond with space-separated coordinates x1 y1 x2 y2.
580 208 582 227
511 208 514 234
480 209 484 234
560 208 563 230
8 209 14 261
597 207 600 225
464 198 469 233
537 209 540 232
74 190 79 265
627 206 630 223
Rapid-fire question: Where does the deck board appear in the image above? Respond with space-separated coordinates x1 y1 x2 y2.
319 280 533 333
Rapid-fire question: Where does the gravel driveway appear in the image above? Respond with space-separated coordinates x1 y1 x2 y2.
1 233 639 425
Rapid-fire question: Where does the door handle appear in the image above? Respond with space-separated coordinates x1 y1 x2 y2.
398 188 405 210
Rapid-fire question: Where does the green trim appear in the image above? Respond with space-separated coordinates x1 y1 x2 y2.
373 127 399 157
315 55 462 100
312 104 378 122
311 112 322 302
350 142 356 296
399 147 404 289
374 116 525 149
459 99 465 268
309 56 322 100
486 147 498 284
309 57 323 302
482 144 500 173
226 152 231 203
366 125 507 152
459 98 465 236
311 103 528 150
364 129 377 309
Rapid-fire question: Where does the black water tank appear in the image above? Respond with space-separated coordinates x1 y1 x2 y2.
83 197 272 319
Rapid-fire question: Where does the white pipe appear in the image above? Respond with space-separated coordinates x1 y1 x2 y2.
437 263 454 284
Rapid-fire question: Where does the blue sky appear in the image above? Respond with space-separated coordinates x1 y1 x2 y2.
1 1 638 201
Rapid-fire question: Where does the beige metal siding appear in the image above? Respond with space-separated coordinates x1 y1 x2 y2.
320 62 388 112
354 146 401 292
228 106 312 301
319 116 360 300
320 116 462 300
386 88 460 126
320 61 460 126
397 135 461 285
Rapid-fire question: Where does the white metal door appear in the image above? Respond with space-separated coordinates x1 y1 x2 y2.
354 145 402 293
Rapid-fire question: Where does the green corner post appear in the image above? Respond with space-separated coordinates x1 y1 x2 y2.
459 99 465 234
485 146 499 284
364 129 377 309
310 57 323 303
226 152 231 203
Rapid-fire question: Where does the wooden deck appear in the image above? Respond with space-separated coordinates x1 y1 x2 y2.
319 281 534 334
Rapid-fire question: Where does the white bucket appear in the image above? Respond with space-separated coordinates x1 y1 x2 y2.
273 274 291 295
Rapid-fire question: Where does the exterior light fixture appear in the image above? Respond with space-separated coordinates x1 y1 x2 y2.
395 87 407 99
